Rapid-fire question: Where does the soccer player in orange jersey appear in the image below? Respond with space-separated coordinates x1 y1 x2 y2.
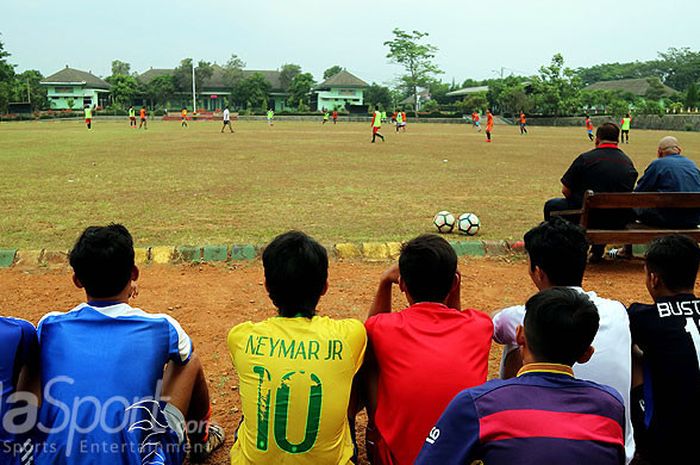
138 106 148 130
181 107 188 128
519 111 528 135
585 115 594 141
485 109 494 142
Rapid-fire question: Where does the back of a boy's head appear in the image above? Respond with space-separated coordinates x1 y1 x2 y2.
69 224 135 298
262 231 328 317
524 217 588 286
524 287 599 366
646 235 700 292
399 234 457 303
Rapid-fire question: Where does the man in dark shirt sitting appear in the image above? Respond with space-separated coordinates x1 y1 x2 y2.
635 136 700 228
544 122 638 261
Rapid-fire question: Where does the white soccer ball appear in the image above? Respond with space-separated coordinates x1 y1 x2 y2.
457 213 480 236
433 211 456 233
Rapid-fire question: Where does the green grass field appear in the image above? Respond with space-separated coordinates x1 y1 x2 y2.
1 118 699 249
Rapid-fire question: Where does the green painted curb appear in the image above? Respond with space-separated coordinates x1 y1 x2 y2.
632 244 648 257
177 246 202 263
450 241 486 257
231 244 257 261
203 245 228 262
0 249 17 268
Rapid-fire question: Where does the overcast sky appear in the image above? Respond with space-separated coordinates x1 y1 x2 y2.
3 0 699 85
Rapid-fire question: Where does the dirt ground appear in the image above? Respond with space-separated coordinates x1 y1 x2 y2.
0 256 656 464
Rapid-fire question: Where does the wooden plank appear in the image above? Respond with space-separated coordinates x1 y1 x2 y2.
550 209 583 217
586 229 700 244
584 192 700 209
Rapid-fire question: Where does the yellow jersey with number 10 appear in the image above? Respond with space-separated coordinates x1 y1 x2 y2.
227 315 366 465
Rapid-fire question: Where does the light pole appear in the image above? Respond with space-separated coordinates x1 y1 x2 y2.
192 60 197 114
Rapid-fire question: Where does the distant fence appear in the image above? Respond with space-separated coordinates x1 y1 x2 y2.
527 114 700 132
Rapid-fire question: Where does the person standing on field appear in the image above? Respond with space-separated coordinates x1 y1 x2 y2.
181 107 188 128
221 107 234 133
485 109 494 142
84 105 93 130
128 106 136 128
371 110 385 143
519 111 528 135
621 113 632 143
585 115 594 141
138 106 147 130
267 108 274 126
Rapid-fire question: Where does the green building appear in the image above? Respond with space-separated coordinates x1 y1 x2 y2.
40 66 111 110
137 66 291 112
314 70 369 111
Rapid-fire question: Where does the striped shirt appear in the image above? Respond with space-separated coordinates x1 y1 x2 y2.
415 363 626 465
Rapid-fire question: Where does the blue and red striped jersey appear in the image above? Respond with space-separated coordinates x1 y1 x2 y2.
415 363 626 465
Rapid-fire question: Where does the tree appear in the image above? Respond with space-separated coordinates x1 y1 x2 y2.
286 72 315 110
14 69 48 110
644 77 666 101
279 64 301 91
365 83 393 111
685 82 699 109
657 47 700 91
107 74 139 108
222 54 246 88
173 58 213 93
232 72 270 110
111 60 131 77
384 28 443 116
144 74 176 108
455 93 489 115
323 65 343 80
0 39 16 112
428 81 452 105
531 54 582 116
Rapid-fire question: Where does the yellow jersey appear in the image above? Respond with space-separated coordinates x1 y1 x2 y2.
227 315 366 465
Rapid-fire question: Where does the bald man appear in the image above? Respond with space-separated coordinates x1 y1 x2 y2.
635 136 700 228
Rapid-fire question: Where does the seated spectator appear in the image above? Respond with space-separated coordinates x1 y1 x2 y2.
635 136 700 228
227 231 366 464
628 235 700 464
363 234 493 465
492 217 635 462
0 315 39 465
544 122 638 261
35 224 223 464
415 287 626 465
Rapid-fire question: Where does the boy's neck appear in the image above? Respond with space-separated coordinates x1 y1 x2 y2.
86 294 130 306
653 288 695 300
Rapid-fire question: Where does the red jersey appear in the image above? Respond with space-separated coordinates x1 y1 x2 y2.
401 111 407 122
586 118 594 130
486 112 494 130
365 302 493 465
332 111 338 119
473 113 480 122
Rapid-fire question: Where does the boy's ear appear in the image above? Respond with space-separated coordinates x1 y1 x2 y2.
577 346 595 365
398 276 407 294
131 265 140 282
72 273 84 290
515 325 526 347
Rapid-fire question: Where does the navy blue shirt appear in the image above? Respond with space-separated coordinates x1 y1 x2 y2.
628 295 700 464
635 154 700 227
415 364 625 465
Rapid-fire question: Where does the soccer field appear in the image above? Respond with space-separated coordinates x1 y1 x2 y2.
1 119 699 249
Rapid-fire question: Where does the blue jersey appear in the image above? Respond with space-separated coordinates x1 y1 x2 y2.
415 364 626 465
1 317 38 464
35 303 192 465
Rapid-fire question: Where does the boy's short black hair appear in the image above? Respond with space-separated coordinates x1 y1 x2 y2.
262 231 328 318
524 287 599 366
524 217 588 286
646 235 700 292
69 224 135 298
399 234 457 303
596 122 620 142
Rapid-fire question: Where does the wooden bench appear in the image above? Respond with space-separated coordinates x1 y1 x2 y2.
552 190 700 244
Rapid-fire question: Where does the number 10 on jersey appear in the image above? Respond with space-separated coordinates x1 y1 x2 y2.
253 366 323 454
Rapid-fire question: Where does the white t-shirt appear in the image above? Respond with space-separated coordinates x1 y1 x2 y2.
223 109 230 122
492 287 635 464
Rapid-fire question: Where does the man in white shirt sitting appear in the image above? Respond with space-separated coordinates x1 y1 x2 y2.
492 217 635 463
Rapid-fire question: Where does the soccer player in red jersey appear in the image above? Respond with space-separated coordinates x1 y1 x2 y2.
519 111 528 135
585 115 594 141
363 235 493 465
332 110 338 124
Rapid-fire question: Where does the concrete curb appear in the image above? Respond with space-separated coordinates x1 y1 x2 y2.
0 240 524 269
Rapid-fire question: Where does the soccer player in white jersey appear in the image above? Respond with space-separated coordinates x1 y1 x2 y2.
221 107 234 133
491 217 635 463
